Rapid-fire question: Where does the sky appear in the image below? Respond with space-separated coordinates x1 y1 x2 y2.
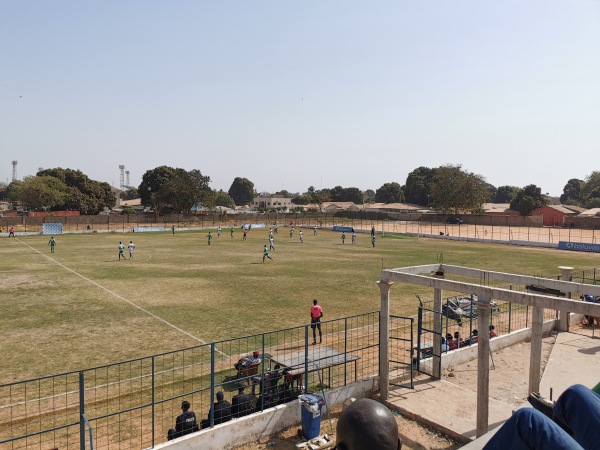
1 1 599 197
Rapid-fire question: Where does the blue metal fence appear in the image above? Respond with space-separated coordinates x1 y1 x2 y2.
0 311 413 449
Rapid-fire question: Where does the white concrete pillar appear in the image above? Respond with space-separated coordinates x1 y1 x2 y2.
529 305 544 394
475 297 491 438
378 280 393 400
558 266 574 332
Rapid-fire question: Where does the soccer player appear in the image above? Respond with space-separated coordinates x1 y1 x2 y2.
263 245 272 263
8 227 15 238
118 242 126 260
371 235 376 247
341 232 346 244
274 224 278 235
313 226 318 236
217 226 221 238
269 236 275 251
207 232 212 245
48 236 56 253
243 228 247 240
352 232 356 244
230 227 234 238
289 227 294 238
299 231 303 243
128 240 135 258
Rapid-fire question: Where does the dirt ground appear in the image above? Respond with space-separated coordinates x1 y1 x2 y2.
233 404 460 450
233 330 563 450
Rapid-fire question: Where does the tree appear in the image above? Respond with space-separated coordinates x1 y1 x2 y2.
494 186 520 203
0 182 8 201
560 179 583 205
7 176 68 211
580 172 600 208
430 165 489 213
404 167 437 205
311 191 331 211
139 166 212 217
166 169 211 214
292 194 312 205
214 190 235 208
139 166 177 218
36 168 114 214
510 184 548 216
120 187 139 200
344 187 364 204
364 189 376 203
375 182 404 203
228 177 255 206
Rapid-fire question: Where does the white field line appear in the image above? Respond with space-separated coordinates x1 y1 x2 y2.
16 238 228 357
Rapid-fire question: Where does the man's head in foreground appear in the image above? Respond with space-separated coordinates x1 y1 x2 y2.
336 398 402 450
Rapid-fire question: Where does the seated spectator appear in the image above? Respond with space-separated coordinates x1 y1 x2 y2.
336 398 402 450
469 329 479 344
201 391 231 429
489 325 497 338
453 331 463 348
235 351 261 372
231 383 254 418
255 391 276 411
440 337 449 352
167 400 199 440
447 333 457 350
582 295 600 327
483 384 600 449
280 367 301 403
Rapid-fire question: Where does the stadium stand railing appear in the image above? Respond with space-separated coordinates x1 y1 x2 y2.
0 312 415 450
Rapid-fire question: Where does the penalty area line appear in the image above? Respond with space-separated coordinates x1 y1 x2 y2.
18 239 228 357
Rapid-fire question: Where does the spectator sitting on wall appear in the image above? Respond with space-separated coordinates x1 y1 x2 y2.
167 400 199 440
201 391 231 429
231 383 254 418
447 333 457 350
489 325 498 338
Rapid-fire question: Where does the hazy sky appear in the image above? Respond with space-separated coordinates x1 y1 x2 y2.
1 1 598 196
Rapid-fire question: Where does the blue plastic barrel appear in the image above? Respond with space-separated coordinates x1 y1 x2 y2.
299 394 324 440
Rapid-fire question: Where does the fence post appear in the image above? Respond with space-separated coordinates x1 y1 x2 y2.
344 318 348 386
151 356 155 448
209 344 215 427
304 326 309 394
260 334 266 411
79 371 85 450
508 302 512 334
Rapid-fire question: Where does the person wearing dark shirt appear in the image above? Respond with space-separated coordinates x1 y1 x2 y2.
231 383 254 418
201 391 232 429
167 400 199 440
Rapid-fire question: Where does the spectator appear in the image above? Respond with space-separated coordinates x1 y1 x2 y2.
231 383 254 418
336 398 402 450
453 331 463 348
167 400 199 440
483 384 600 449
469 329 479 345
201 391 231 429
447 333 457 350
489 325 497 338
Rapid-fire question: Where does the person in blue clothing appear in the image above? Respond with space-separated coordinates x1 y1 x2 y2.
483 384 600 450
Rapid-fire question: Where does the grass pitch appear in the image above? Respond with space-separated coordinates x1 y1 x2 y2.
0 227 596 384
